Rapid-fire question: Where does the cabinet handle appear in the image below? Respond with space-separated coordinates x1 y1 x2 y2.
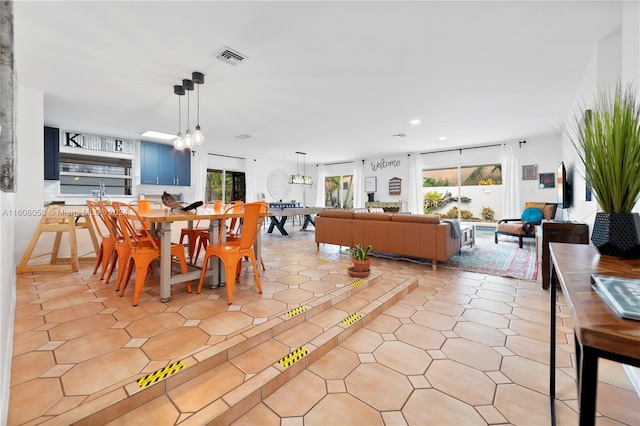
176 178 179 186
156 177 159 184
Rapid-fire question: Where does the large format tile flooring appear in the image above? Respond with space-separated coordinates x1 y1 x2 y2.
9 225 639 425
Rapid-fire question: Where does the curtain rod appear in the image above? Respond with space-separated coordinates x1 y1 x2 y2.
420 140 525 155
206 153 246 160
420 143 503 155
322 160 354 166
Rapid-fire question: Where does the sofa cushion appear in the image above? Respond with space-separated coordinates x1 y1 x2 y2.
521 207 543 223
353 212 393 221
542 204 556 219
391 214 440 224
318 209 354 219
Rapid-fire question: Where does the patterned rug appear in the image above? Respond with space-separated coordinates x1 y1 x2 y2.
370 238 538 281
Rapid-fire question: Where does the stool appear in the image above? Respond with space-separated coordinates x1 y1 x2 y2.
16 206 95 273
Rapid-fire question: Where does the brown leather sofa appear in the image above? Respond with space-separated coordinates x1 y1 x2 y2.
315 210 461 269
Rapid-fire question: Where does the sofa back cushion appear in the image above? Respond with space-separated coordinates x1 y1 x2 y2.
318 209 354 219
391 214 440 224
354 212 393 221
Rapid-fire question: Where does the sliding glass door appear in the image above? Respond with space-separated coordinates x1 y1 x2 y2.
205 169 246 203
324 175 353 209
422 164 502 222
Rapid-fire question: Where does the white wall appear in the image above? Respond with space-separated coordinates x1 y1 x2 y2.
1 85 44 423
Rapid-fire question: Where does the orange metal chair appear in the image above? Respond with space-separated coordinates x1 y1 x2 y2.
196 201 267 304
192 200 244 264
86 200 120 280
179 200 215 263
112 202 192 306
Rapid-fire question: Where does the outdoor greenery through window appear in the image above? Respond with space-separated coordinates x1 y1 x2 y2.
324 175 353 209
205 169 246 203
422 164 502 222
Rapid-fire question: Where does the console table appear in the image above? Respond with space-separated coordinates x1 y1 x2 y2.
549 243 640 426
541 221 589 289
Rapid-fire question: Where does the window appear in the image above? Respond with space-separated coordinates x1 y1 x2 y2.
205 169 245 203
422 164 502 222
324 175 353 209
59 153 132 196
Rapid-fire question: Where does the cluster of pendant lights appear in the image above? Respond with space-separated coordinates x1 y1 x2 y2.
173 71 205 150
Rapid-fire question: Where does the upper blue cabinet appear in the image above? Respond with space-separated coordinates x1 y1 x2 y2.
140 141 191 186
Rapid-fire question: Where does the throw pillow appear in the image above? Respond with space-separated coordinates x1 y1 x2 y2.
521 207 543 223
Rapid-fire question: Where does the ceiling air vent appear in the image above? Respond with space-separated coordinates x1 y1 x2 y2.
215 47 247 66
235 134 252 140
392 133 406 138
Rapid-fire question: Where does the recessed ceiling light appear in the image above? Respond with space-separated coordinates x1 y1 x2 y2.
410 119 421 125
439 136 447 141
140 130 176 141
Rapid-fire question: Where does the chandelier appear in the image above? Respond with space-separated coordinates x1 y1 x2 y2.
289 151 313 185
173 71 205 150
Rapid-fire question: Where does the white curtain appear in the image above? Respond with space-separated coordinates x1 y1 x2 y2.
192 150 207 202
501 142 521 218
315 164 325 207
245 158 256 202
353 160 364 208
407 153 423 214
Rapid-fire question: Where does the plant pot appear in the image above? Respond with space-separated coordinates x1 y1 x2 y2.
591 212 640 258
352 258 371 273
348 267 370 278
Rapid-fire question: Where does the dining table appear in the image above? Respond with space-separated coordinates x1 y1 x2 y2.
136 206 265 302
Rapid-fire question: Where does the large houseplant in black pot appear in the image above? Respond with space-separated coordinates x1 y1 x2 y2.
570 82 640 258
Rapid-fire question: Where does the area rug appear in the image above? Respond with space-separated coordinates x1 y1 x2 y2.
369 239 538 281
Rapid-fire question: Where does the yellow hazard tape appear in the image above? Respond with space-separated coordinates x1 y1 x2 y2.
349 279 364 287
285 306 308 318
342 313 362 325
279 347 309 368
137 360 186 389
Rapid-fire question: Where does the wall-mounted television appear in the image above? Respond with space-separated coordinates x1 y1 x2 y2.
557 161 572 209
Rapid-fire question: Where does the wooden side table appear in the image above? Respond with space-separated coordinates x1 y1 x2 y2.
542 221 589 289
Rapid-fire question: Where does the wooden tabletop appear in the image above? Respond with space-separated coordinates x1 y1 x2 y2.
135 208 240 223
268 207 325 216
549 242 640 360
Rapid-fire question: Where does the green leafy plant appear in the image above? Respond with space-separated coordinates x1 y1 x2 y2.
569 82 640 213
351 243 372 260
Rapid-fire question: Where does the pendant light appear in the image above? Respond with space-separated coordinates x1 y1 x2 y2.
182 78 194 148
192 71 205 145
289 152 313 185
173 85 185 150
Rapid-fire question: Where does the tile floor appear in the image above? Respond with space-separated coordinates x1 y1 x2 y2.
8 224 640 425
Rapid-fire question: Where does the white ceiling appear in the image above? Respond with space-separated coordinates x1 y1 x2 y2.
14 1 622 165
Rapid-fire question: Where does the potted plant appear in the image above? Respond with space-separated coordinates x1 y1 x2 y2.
569 81 640 258
349 243 372 277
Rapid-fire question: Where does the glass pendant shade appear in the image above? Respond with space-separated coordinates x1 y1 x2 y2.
174 84 185 150
193 125 204 145
174 134 185 150
183 130 193 148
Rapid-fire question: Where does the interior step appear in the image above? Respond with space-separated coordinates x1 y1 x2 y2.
70 273 418 425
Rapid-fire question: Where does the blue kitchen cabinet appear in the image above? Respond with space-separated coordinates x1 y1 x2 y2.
140 141 190 186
